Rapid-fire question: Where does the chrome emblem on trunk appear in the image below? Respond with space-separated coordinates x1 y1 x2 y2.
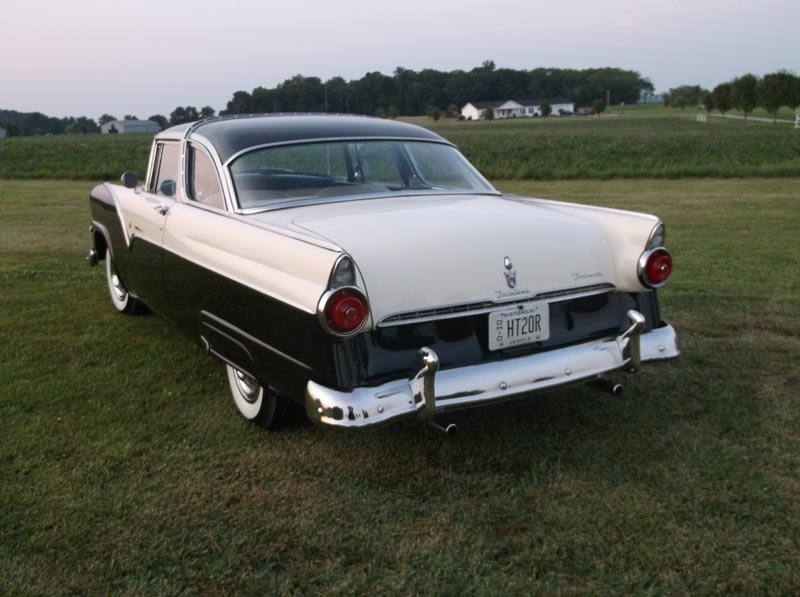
504 256 517 289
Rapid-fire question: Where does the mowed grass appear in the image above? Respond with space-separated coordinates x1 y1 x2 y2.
1 178 799 594
0 134 152 180
2 105 799 181
436 108 800 179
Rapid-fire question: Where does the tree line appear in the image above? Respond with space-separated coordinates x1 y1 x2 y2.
218 61 650 118
663 70 800 122
0 109 218 137
0 63 649 136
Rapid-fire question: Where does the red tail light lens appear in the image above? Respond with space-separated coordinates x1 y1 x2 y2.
321 287 368 335
639 248 673 288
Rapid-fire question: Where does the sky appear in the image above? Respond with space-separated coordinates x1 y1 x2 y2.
2 0 798 119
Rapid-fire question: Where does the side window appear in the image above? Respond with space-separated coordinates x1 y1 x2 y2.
154 142 180 197
187 144 225 209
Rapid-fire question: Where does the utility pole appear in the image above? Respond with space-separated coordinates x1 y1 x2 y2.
324 85 328 113
606 89 611 112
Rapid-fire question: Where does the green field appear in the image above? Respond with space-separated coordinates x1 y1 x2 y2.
2 176 799 594
2 105 799 181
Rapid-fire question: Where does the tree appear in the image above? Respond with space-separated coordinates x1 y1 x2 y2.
664 85 707 109
169 106 200 125
222 90 253 115
98 114 116 125
73 117 99 134
148 114 169 130
731 74 758 122
123 114 138 120
200 106 216 118
324 76 351 113
758 71 793 123
702 92 714 114
539 102 552 117
711 83 733 116
788 73 800 113
592 98 606 114
484 106 494 120
428 107 441 123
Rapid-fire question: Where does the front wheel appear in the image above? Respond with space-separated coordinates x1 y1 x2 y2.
105 249 144 314
226 365 288 429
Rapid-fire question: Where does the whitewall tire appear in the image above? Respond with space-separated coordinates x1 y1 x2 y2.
105 249 142 315
225 364 280 428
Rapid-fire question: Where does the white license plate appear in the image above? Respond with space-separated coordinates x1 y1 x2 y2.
488 303 550 351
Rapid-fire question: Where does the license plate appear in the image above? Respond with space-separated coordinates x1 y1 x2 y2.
488 303 550 351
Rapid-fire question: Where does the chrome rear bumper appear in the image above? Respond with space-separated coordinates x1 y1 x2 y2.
305 310 678 429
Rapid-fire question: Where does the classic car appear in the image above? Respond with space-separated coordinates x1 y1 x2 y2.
88 114 678 433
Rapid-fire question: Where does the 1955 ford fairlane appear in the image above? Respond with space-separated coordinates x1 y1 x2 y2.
88 114 678 432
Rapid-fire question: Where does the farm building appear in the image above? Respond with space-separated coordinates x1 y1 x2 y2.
100 119 161 134
0 127 6 138
461 98 575 120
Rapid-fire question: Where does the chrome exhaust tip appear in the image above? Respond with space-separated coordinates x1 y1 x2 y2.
427 419 458 436
588 379 624 396
87 249 99 267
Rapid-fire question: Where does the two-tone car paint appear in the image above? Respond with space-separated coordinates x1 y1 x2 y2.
88 114 678 431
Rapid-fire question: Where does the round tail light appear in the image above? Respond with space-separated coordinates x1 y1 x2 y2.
319 287 368 335
638 248 673 288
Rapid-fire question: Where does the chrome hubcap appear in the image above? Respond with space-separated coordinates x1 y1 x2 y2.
234 370 260 404
111 272 127 302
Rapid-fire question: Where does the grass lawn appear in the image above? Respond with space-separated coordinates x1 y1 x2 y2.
1 178 798 594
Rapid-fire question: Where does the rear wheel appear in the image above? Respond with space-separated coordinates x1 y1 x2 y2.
105 249 143 314
226 364 287 429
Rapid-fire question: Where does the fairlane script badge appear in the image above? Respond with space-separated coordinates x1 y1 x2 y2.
504 256 517 289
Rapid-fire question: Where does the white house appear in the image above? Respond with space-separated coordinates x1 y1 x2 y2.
461 98 575 120
101 119 161 134
0 127 6 139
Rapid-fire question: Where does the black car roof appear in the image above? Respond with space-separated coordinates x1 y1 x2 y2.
169 114 449 163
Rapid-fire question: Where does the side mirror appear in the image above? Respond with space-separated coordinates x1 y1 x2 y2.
159 179 176 197
121 171 138 189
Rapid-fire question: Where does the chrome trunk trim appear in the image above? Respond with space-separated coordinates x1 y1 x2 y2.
377 283 616 327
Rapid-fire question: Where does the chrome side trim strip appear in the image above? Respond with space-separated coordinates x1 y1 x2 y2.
201 310 313 371
377 283 616 327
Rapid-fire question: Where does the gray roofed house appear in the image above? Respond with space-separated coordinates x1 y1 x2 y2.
461 98 575 120
101 119 161 134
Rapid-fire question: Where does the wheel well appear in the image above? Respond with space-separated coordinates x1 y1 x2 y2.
93 230 109 259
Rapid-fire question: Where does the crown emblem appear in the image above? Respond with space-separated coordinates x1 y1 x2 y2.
504 257 517 289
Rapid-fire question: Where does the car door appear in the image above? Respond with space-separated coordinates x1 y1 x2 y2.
160 141 231 330
116 140 180 310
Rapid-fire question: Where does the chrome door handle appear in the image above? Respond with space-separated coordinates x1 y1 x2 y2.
154 204 171 215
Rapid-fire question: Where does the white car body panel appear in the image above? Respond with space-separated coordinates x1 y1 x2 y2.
161 202 341 314
108 182 343 315
250 193 657 324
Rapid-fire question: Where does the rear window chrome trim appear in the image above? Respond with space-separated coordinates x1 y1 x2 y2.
233 189 503 215
222 137 458 168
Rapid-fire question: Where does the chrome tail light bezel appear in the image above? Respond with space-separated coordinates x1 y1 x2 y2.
637 247 673 289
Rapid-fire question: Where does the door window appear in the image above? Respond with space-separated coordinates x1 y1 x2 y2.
152 142 180 197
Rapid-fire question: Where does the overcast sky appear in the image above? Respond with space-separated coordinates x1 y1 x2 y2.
2 0 798 119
